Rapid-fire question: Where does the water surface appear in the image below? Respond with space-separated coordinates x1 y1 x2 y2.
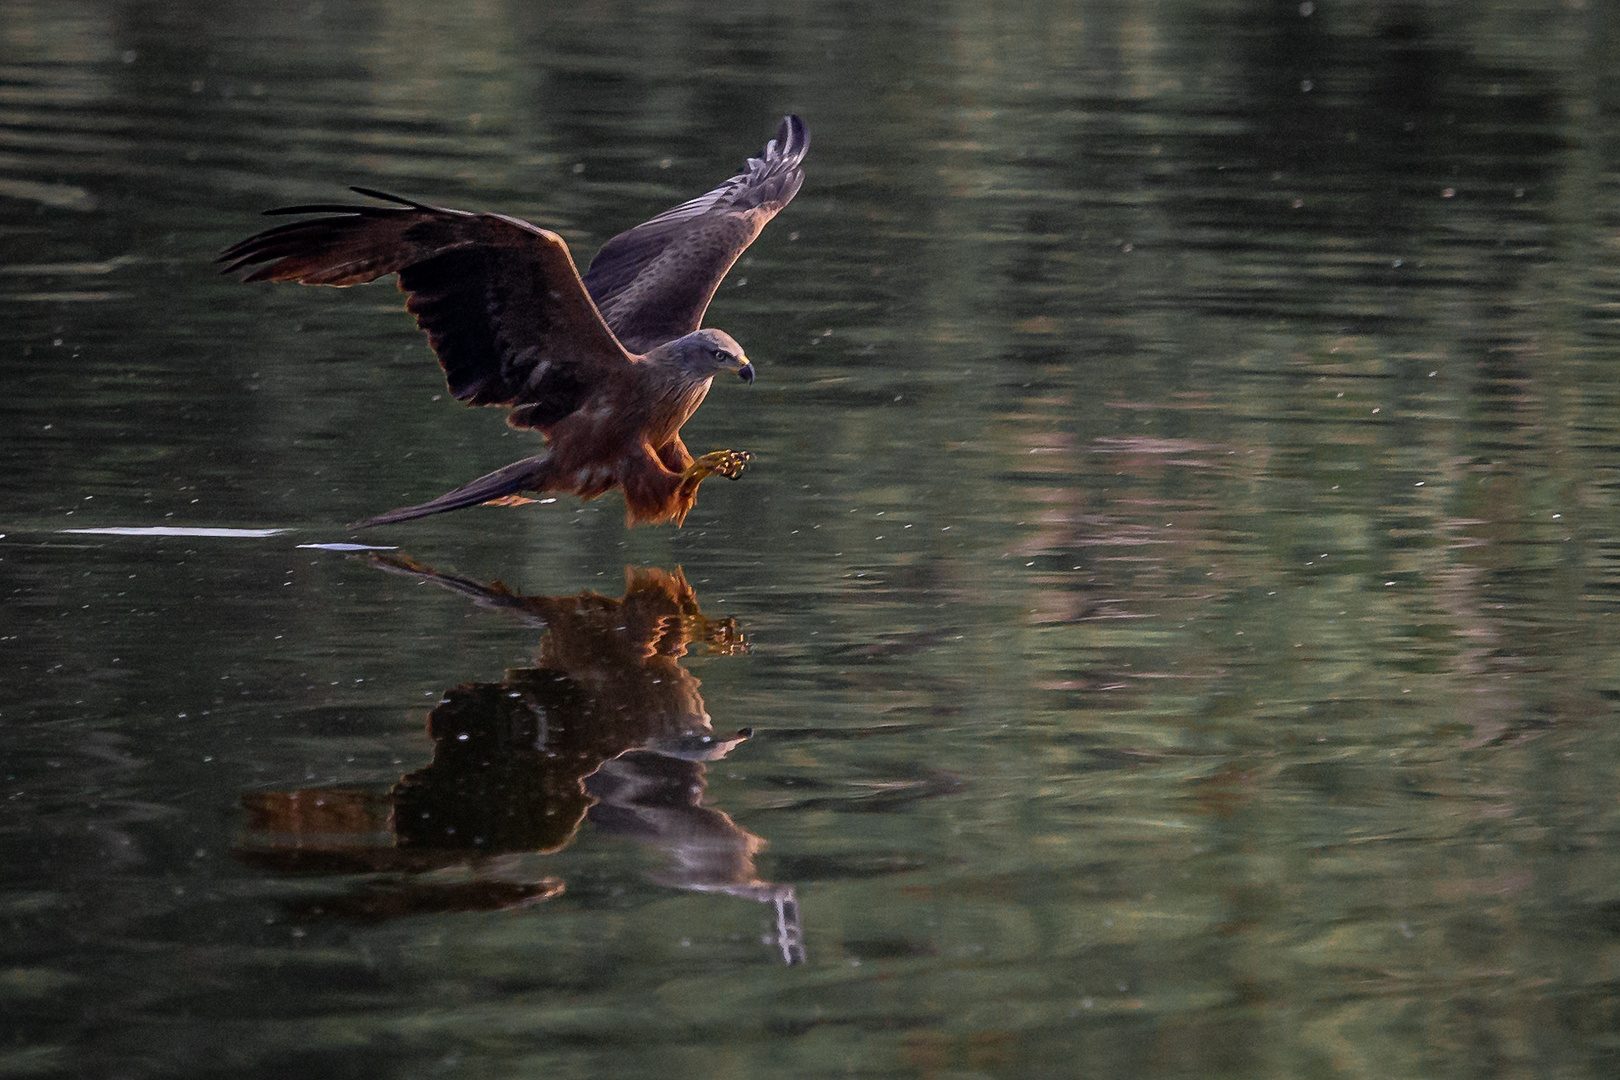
4 1 1620 1076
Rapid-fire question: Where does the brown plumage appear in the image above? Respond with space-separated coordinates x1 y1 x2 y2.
232 557 803 961
219 115 807 528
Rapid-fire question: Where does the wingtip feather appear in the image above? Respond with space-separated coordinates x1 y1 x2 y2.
771 115 809 164
349 186 439 211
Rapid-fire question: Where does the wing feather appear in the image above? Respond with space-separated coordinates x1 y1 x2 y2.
582 115 808 352
219 193 633 430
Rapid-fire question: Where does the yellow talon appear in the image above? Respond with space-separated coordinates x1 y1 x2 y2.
686 449 752 482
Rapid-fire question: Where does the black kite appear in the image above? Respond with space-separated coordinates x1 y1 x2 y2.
220 115 808 528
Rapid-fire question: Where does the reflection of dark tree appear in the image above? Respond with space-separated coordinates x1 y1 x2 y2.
1013 2 1575 659
1162 2 1563 321
236 559 802 963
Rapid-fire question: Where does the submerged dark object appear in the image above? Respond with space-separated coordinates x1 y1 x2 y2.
220 116 807 528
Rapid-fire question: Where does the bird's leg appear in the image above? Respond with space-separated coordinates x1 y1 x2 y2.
639 450 753 528
682 449 752 485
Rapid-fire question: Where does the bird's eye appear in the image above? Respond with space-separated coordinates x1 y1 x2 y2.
711 347 728 361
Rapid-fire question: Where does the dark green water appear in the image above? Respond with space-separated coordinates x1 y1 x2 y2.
5 0 1620 1076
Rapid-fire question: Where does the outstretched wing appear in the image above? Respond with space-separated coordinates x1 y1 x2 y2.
219 189 634 430
582 115 808 353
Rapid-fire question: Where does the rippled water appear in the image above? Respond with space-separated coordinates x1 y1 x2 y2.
6 1 1620 1076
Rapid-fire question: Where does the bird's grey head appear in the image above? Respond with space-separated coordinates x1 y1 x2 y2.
667 328 754 385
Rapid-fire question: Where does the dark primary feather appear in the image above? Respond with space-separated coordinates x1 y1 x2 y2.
218 198 631 425
582 115 808 352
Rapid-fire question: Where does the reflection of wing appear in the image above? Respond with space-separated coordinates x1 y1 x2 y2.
583 115 808 352
219 190 634 431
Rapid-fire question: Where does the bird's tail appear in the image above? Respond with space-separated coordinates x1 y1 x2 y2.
350 455 552 529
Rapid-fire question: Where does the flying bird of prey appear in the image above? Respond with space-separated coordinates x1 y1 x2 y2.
220 115 808 528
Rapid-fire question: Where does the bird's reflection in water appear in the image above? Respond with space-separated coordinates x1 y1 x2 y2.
235 557 803 964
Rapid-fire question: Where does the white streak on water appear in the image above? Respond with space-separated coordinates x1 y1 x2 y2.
60 527 289 538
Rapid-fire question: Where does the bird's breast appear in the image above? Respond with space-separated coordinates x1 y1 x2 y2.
643 378 713 445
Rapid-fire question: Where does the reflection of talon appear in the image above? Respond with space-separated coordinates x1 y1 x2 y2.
698 615 748 655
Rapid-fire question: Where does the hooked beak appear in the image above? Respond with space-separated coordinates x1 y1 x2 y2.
736 358 756 385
